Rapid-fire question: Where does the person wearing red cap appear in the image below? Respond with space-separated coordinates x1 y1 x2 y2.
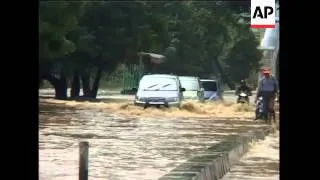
255 67 279 120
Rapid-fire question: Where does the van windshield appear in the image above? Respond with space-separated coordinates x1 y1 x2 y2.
139 77 178 91
201 81 217 91
179 78 199 91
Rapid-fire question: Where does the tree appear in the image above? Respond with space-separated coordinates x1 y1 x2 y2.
145 2 262 89
39 1 86 99
225 35 262 82
69 1 172 98
39 1 263 99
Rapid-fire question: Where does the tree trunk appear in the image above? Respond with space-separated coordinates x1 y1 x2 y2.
211 39 236 90
81 73 91 97
56 73 68 100
70 70 80 98
212 58 235 90
89 68 103 98
55 83 67 100
40 73 68 100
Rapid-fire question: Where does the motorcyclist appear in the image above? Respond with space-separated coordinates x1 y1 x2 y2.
235 80 252 96
235 80 252 103
255 67 279 120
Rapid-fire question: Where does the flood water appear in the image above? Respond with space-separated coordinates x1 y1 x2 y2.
39 89 267 180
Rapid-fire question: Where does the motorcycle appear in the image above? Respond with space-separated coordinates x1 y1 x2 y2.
237 92 250 104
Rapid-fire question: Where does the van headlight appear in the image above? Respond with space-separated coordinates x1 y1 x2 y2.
135 96 147 102
166 97 179 102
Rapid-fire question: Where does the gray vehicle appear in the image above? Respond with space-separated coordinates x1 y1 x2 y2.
134 74 185 108
200 79 224 101
178 76 204 101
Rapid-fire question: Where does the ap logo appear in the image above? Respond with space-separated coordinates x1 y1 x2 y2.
251 0 275 28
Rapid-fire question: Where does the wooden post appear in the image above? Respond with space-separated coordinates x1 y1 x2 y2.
79 141 89 180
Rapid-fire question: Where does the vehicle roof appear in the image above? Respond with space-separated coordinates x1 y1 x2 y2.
142 74 178 79
178 76 199 79
200 79 218 82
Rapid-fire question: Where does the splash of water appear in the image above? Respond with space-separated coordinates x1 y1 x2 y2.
40 99 255 119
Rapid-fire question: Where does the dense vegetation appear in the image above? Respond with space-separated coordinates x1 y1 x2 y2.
39 1 262 100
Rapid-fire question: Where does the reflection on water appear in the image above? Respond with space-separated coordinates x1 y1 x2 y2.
39 99 267 180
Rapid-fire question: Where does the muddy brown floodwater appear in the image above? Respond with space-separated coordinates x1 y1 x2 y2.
39 97 268 180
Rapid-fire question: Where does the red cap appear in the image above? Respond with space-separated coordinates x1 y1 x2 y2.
262 67 271 74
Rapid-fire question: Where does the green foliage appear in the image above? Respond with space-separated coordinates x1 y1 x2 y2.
225 34 262 82
39 1 263 95
39 1 86 60
156 2 262 86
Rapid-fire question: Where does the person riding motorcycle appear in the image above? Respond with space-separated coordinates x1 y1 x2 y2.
255 68 279 120
235 80 252 102
236 80 252 95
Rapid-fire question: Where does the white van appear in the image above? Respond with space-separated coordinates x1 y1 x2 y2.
178 76 204 101
134 74 185 108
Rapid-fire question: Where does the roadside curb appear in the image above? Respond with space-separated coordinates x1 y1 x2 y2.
158 126 275 180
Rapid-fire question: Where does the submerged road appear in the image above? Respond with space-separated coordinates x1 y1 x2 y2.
39 88 269 180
